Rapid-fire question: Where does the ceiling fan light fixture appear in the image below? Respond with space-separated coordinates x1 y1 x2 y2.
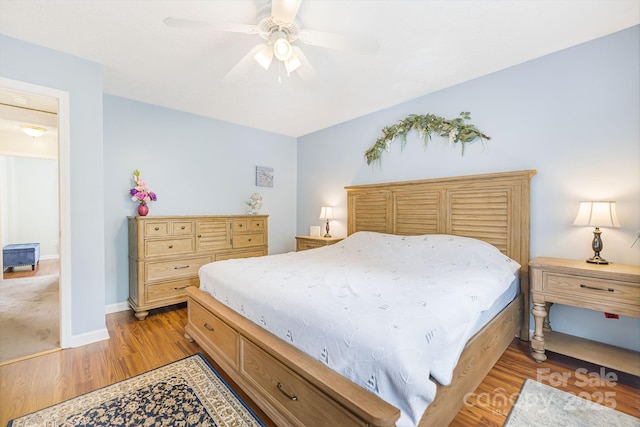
20 124 46 138
254 44 274 70
285 54 302 74
272 32 292 61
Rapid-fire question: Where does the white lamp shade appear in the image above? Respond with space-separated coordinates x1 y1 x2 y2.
319 207 334 220
573 201 621 228
254 44 274 70
284 53 302 73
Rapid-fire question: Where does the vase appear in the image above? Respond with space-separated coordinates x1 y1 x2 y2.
138 203 149 216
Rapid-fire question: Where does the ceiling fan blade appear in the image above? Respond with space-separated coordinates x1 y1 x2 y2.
299 28 379 54
222 44 264 83
271 0 302 24
163 17 258 35
292 46 318 82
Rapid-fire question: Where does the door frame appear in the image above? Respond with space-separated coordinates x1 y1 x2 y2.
0 76 71 348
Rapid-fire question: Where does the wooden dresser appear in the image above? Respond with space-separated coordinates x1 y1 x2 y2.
128 215 268 320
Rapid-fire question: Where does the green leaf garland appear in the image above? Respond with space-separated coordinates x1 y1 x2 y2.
365 112 491 165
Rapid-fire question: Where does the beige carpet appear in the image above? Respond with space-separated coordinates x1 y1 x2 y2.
0 275 60 364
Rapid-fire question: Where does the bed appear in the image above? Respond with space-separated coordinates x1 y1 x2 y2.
184 170 536 427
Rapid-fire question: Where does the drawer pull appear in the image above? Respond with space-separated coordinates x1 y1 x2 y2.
248 238 252 242
174 285 188 290
155 227 160 231
168 244 174 249
580 284 614 292
203 323 214 332
198 234 202 238
174 265 189 269
277 382 298 401
181 226 185 229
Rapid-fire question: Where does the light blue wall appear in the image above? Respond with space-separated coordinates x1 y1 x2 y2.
103 96 297 305
297 26 640 351
0 35 106 337
2 26 638 352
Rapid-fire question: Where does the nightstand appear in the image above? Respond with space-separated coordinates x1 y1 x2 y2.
295 236 343 251
530 257 640 375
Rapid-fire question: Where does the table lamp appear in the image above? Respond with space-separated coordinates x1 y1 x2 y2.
319 207 334 238
572 201 620 264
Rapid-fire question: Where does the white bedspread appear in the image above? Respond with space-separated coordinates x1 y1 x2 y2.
199 232 520 426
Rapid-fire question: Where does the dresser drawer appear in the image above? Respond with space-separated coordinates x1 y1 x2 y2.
146 256 210 282
249 218 266 231
233 218 266 232
146 277 199 304
233 233 265 248
172 221 194 235
543 272 640 306
190 301 238 369
232 219 248 232
145 221 169 237
145 237 195 257
241 339 366 427
216 248 266 261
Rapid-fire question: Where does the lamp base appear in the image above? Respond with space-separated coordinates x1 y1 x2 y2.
324 219 331 238
586 255 609 265
586 228 609 264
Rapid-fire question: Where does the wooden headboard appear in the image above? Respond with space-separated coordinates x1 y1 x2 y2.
345 170 537 338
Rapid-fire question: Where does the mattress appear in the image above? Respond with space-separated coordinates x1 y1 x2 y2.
199 232 520 427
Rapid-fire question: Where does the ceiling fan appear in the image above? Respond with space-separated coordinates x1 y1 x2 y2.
164 0 378 82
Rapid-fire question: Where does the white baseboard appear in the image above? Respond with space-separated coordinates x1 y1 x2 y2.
65 303 129 349
70 327 110 348
106 301 130 314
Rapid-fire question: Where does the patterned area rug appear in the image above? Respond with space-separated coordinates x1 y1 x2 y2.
8 353 266 427
504 379 639 427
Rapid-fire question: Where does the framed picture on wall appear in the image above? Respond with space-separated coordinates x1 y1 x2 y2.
256 166 274 187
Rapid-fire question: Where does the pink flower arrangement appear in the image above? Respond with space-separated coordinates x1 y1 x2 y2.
129 169 157 205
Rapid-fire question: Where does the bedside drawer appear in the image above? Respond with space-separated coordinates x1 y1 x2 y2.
233 233 265 248
297 240 323 251
146 256 210 282
543 272 640 306
145 237 195 257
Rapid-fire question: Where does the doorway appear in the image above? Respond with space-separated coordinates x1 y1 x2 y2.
0 77 71 358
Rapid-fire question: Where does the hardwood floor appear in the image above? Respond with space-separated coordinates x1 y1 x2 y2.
2 258 59 279
450 339 639 426
1 304 638 426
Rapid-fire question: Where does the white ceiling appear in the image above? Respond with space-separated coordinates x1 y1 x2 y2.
0 1 638 137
